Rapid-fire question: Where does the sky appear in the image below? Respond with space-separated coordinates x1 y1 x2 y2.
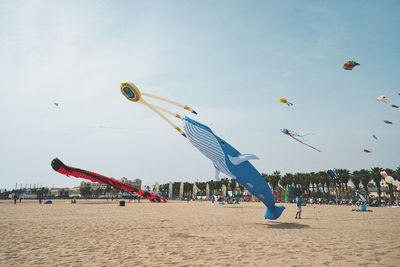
1 0 399 189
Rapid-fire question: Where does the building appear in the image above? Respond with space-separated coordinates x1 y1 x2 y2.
80 181 106 190
50 188 70 198
120 177 142 189
80 177 141 191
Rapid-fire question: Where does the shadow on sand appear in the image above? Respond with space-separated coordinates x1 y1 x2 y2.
259 221 310 229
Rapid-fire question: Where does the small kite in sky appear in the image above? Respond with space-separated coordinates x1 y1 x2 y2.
377 95 399 108
343 60 360 70
280 128 321 152
372 134 378 140
383 120 393 124
54 102 59 106
279 98 293 106
363 149 372 153
377 95 389 103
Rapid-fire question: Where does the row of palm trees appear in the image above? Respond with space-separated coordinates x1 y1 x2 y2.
155 166 400 204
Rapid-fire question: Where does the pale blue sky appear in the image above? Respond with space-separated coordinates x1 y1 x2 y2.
1 1 399 189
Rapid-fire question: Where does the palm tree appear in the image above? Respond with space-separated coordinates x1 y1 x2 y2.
317 171 328 200
262 171 281 201
351 170 361 190
359 169 371 202
338 169 350 196
370 167 383 204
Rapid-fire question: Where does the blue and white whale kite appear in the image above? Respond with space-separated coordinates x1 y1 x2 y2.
183 117 285 220
121 82 285 220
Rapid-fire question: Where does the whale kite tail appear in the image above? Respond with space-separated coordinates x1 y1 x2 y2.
264 205 285 220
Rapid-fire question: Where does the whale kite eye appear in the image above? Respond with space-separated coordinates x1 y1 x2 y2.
220 140 225 145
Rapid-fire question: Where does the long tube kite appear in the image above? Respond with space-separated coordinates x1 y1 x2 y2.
121 82 285 220
51 158 166 202
120 81 197 137
280 128 321 152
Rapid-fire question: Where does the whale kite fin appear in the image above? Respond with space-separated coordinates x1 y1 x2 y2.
228 154 259 165
264 205 285 220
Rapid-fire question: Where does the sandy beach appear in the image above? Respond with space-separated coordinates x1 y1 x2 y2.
0 200 399 266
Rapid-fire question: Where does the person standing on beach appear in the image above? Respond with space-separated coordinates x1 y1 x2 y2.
295 196 302 219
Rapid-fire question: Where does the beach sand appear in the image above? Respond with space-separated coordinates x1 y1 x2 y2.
0 200 399 266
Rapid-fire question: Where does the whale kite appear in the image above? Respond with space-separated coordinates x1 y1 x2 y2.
121 81 285 220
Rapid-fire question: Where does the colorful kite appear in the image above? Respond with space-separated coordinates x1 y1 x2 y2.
51 158 166 202
327 169 339 185
279 98 293 106
377 96 399 108
377 95 389 103
380 171 400 187
363 149 372 153
343 60 360 70
355 190 367 202
280 128 321 152
121 82 285 220
383 120 393 124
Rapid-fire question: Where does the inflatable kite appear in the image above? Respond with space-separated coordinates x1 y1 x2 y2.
279 98 293 106
327 169 339 185
121 81 284 220
355 190 367 202
51 158 166 202
383 120 393 124
372 134 378 140
363 149 372 153
380 171 400 187
280 128 321 152
343 60 360 70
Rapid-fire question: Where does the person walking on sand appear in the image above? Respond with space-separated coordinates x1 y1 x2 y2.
295 195 302 219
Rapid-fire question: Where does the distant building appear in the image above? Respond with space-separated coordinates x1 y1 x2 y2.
80 181 106 190
80 178 142 191
121 177 142 189
50 188 70 198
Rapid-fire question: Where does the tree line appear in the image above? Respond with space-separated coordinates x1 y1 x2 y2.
155 167 400 204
